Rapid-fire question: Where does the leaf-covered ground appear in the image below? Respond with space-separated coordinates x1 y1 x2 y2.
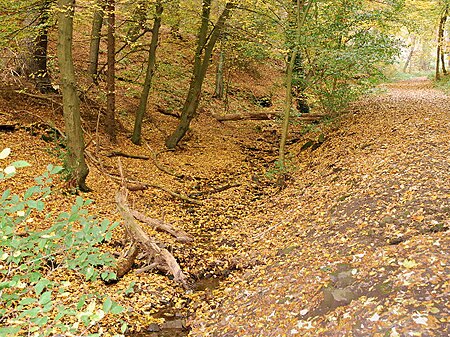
188 78 450 337
1 75 449 336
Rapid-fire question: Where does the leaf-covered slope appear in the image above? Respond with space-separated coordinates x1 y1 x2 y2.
189 78 450 337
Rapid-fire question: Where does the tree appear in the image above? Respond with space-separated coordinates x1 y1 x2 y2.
278 0 313 186
106 0 116 141
22 0 54 93
132 0 163 145
436 3 448 80
165 1 235 149
88 0 106 80
57 0 90 192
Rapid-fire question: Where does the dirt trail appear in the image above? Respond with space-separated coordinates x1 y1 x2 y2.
188 78 450 337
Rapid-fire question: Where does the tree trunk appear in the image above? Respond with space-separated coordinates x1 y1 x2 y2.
214 49 225 99
132 1 163 145
106 0 116 141
88 0 106 80
278 49 297 186
57 0 90 192
25 0 54 93
436 5 448 80
403 36 416 73
165 2 234 149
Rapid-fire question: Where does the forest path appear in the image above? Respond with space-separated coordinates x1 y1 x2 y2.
188 78 450 337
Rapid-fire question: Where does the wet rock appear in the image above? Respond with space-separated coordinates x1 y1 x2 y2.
162 319 186 330
146 323 161 332
323 286 358 308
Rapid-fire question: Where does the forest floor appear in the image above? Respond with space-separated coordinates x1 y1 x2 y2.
188 78 450 337
0 77 449 337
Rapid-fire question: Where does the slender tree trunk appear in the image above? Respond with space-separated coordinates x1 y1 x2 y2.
24 0 54 93
132 1 163 145
436 5 448 80
57 0 90 192
106 0 116 141
278 49 297 187
88 0 106 80
441 48 447 75
214 49 225 99
403 35 416 73
165 2 234 149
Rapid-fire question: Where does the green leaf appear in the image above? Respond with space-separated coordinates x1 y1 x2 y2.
77 295 87 310
31 316 49 327
103 297 113 313
39 291 52 305
110 303 125 314
121 322 128 334
0 327 21 335
0 148 11 160
34 278 50 296
85 267 95 281
11 160 31 168
19 297 37 306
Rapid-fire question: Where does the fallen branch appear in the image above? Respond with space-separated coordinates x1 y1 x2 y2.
14 90 62 106
113 243 139 279
107 151 150 160
146 144 184 179
116 187 188 287
132 210 193 243
212 112 326 122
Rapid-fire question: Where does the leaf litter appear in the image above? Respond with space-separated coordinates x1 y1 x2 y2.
1 76 449 336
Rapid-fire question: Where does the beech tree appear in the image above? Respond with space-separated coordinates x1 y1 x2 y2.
132 0 163 145
436 3 448 80
57 0 90 191
165 1 235 149
88 0 106 80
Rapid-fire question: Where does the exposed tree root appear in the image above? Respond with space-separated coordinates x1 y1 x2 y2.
132 209 193 243
116 187 188 287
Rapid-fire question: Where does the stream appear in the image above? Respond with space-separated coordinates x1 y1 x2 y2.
130 277 222 337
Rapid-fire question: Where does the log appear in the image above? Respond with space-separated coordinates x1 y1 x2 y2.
212 112 326 122
132 210 193 243
116 188 188 287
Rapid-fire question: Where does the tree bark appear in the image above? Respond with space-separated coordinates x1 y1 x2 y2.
436 5 448 80
278 49 297 186
165 2 234 149
57 0 90 192
106 0 116 142
132 1 163 145
214 50 225 99
24 0 54 93
88 0 106 80
403 36 416 73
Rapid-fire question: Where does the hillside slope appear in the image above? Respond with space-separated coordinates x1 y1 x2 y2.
189 78 450 337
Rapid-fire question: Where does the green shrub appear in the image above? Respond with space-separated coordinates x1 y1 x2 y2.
0 148 126 336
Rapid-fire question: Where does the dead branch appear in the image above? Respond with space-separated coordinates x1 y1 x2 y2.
146 144 184 178
14 90 62 106
116 187 188 287
107 151 150 160
132 210 193 243
212 112 326 122
113 243 139 279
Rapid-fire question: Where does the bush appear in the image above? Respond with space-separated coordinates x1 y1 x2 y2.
0 148 126 336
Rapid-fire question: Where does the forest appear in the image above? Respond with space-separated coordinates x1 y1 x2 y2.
0 0 449 336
